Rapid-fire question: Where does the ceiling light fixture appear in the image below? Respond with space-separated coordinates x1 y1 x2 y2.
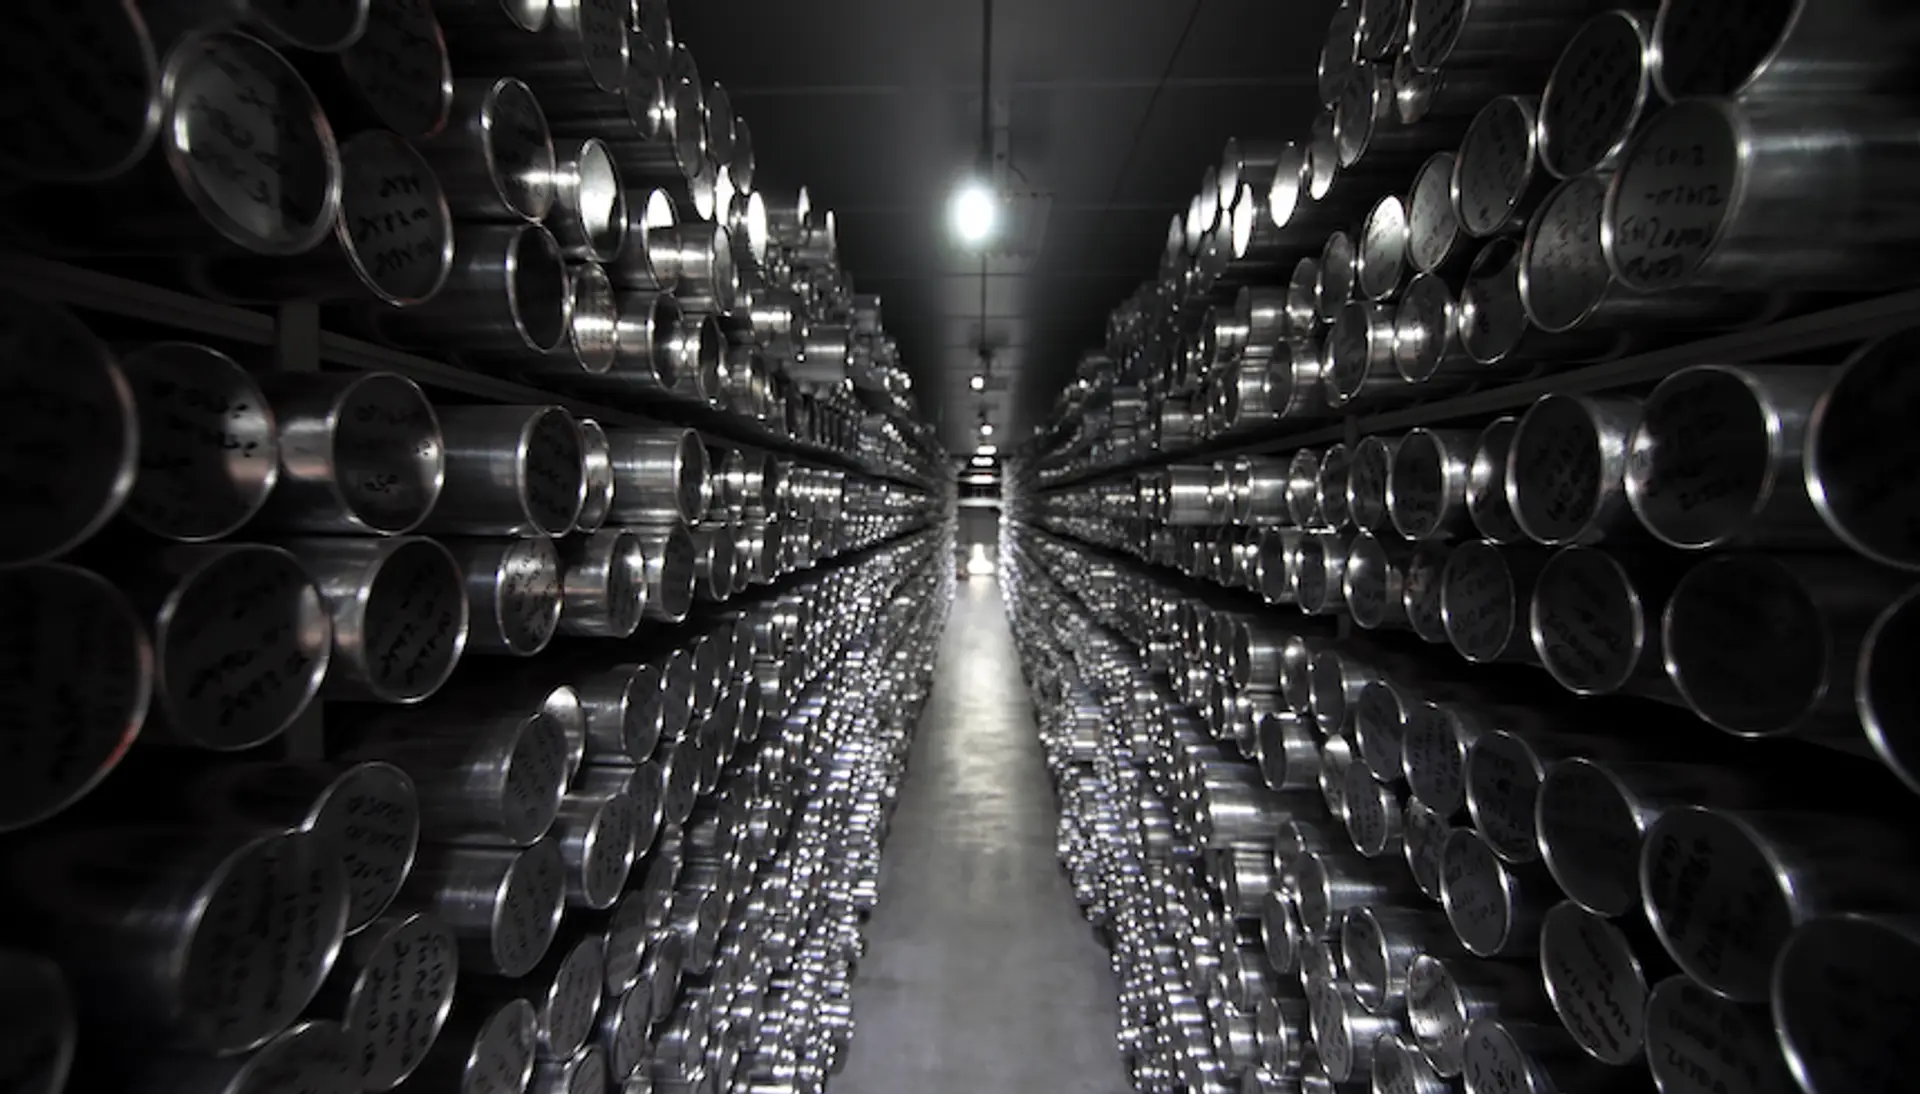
970 455 994 467
978 421 994 437
977 443 998 456
949 180 999 247
970 374 987 391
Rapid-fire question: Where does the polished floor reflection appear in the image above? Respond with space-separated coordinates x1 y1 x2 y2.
833 579 1129 1093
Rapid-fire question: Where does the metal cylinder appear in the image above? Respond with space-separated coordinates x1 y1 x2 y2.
185 759 420 935
192 128 457 308
1294 851 1420 938
349 704 569 847
1402 798 1450 902
332 0 456 140
558 529 647 639
551 789 638 911
1464 728 1565 864
421 405 586 537
1538 10 1655 180
1344 532 1412 631
1441 541 1546 665
1406 952 1545 1078
1318 231 1358 324
549 138 628 264
1297 532 1353 616
410 996 538 1094
1461 236 1630 368
1642 805 1920 1002
534 1045 608 1094
1650 0 1920 100
1466 418 1524 544
1771 913 1920 1094
1287 256 1323 338
1356 194 1408 302
1325 300 1400 408
447 536 564 656
1319 2 1362 104
1804 330 1920 571
471 932 604 1061
1401 541 1453 644
1318 444 1355 530
1862 586 1920 795
0 563 151 831
0 949 75 1094
1388 428 1474 540
1507 394 1642 546
607 427 709 526
1603 97 1920 293
1536 900 1653 1067
1664 553 1903 742
1402 701 1474 819
633 523 697 623
1529 545 1674 697
375 223 574 357
1461 1017 1620 1094
320 911 458 1090
401 839 565 978
20 825 349 1055
255 371 445 536
1391 272 1475 390
1306 976 1403 1083
1354 677 1413 782
1440 827 1548 957
1453 96 1550 239
1342 907 1456 1015
1407 0 1596 74
1346 435 1398 533
0 293 139 564
1406 152 1470 275
125 544 332 750
132 1019 359 1094
414 76 554 222
1520 172 1774 336
534 259 620 375
1341 759 1404 858
1644 975 1798 1094
117 343 276 541
0 0 164 183
284 536 468 703
575 418 615 533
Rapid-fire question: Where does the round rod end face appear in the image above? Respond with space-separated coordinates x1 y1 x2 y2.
483 78 557 223
1454 96 1540 238
222 1020 360 1094
1462 730 1543 864
1402 542 1452 645
1404 955 1469 1076
340 0 453 140
327 372 445 535
357 537 468 702
338 130 455 307
1407 153 1461 275
1509 395 1610 545
491 839 566 979
1462 1018 1546 1094
1650 0 1797 100
1529 547 1645 696
1626 365 1775 549
181 830 352 1055
1534 760 1642 919
0 564 151 832
313 761 419 931
1603 99 1738 292
122 343 278 542
0 0 162 183
1661 555 1827 738
563 262 621 375
1467 419 1523 544
1646 976 1799 1094
1539 901 1648 1065
155 545 332 750
0 294 138 563
1640 807 1794 1003
1519 174 1612 335
1343 534 1395 631
521 407 588 536
1388 430 1452 540
342 912 457 1089
472 999 539 1094
164 31 342 256
1773 915 1920 1094
1441 540 1520 664
1400 701 1466 818
1539 11 1651 180
1805 330 1920 572
1440 828 1516 957
1457 238 1526 366
1861 588 1920 794
507 226 573 355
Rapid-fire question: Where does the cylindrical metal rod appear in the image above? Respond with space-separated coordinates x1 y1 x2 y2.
0 293 139 564
1356 194 1408 302
1771 914 1920 1094
1406 152 1470 276
119 342 278 542
1442 541 1546 665
1466 418 1524 544
0 0 165 184
575 418 615 533
1407 0 1597 74
1538 10 1656 180
1861 586 1920 795
1406 952 1548 1078
419 405 586 537
131 1020 359 1094
321 911 458 1090
1649 0 1920 100
255 371 445 536
1325 300 1401 409
191 128 457 308
1294 851 1421 938
1664 553 1905 742
1392 272 1476 391
1318 231 1358 324
446 536 563 656
1520 172 1775 336
1804 330 1920 572
1318 443 1355 530
1401 541 1453 644
633 523 696 623
19 825 350 1055
1346 435 1398 533
0 950 75 1094
1641 805 1920 1002
0 564 151 831
1341 760 1405 858
1306 976 1403 1083
374 223 574 357
1319 2 1362 105
1452 96 1549 239
401 839 565 978
1537 900 1654 1067
1389 428 1476 540
1401 701 1475 819
606 427 708 525
123 544 332 750
1403 797 1450 901
1625 365 1833 549
414 76 554 222
551 137 628 263
347 704 570 846
1461 236 1631 369
1644 975 1799 1094
1344 532 1412 631
1440 827 1550 958
1340 906 1456 1014
331 0 456 140
1529 545 1675 698
1297 531 1355 616
1461 1016 1624 1094
409 995 537 1094
1603 98 1920 293
558 529 647 639
1507 394 1643 546
285 536 469 704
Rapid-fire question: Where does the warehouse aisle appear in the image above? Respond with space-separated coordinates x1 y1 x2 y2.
833 578 1130 1093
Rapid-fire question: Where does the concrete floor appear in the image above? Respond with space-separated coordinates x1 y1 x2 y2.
833 579 1131 1094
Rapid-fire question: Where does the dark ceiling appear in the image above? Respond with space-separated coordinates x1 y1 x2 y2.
671 0 1342 451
